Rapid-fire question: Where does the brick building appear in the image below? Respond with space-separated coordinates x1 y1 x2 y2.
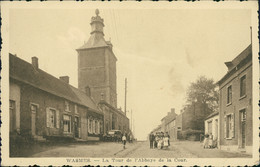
161 108 178 141
217 44 252 154
9 54 103 142
76 9 129 135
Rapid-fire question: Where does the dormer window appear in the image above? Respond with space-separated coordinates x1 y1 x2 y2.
65 101 70 112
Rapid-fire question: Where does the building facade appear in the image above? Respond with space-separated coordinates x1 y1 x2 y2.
163 108 178 141
76 9 117 108
204 111 219 148
9 54 103 142
76 9 129 135
218 44 252 154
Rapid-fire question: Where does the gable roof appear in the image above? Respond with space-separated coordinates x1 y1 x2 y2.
205 111 219 120
9 53 100 113
217 44 252 85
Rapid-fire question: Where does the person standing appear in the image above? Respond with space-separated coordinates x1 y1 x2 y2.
122 133 127 149
154 133 158 148
149 133 154 149
208 133 213 148
203 134 209 149
166 132 170 146
163 133 169 149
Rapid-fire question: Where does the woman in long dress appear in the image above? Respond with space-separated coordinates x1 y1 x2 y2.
163 133 169 149
203 134 209 149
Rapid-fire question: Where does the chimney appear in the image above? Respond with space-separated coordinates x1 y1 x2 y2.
171 108 175 114
32 57 39 69
59 76 69 84
85 86 91 97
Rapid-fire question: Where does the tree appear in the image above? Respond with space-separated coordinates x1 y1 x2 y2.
186 76 219 112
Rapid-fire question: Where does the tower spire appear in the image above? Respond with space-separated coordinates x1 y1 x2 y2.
90 9 104 36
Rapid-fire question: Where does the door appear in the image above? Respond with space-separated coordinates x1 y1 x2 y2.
240 109 246 148
9 100 16 132
75 117 79 138
31 104 37 136
215 119 218 139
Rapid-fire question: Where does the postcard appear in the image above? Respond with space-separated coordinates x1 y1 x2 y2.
1 1 259 166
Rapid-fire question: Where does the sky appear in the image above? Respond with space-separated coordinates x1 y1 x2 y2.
9 6 253 140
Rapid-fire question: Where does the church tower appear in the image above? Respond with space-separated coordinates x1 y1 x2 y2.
76 9 117 108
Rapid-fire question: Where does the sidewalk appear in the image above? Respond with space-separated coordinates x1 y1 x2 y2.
174 141 252 158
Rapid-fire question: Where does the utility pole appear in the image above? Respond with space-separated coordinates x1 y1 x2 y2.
250 26 252 44
131 109 133 131
124 78 127 115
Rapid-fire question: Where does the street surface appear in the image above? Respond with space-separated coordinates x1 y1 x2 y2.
25 140 251 158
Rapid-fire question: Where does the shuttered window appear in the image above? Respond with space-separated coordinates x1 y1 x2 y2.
46 108 59 128
225 114 234 139
63 114 72 133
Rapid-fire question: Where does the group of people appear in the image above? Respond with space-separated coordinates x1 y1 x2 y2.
203 133 216 149
149 132 170 150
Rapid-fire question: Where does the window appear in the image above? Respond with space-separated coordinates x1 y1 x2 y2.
225 114 234 139
49 109 56 128
65 101 70 112
75 105 78 114
227 85 232 104
95 120 98 134
31 104 37 113
92 120 96 134
46 108 59 128
63 115 72 133
88 118 92 134
9 100 16 132
240 75 246 97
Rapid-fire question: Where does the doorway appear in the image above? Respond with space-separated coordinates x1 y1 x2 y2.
239 109 246 148
31 104 38 136
75 116 80 138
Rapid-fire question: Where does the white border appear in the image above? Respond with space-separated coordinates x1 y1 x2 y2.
1 1 259 166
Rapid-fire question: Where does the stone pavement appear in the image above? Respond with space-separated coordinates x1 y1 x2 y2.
31 141 134 157
14 140 252 158
171 141 252 158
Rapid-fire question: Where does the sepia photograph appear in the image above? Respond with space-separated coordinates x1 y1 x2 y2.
1 2 259 166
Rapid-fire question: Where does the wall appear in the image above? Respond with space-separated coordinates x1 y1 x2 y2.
18 82 103 141
78 48 106 104
204 115 219 141
78 47 118 108
219 63 252 148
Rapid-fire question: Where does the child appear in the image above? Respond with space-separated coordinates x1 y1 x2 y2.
203 134 209 149
122 134 127 149
208 133 213 149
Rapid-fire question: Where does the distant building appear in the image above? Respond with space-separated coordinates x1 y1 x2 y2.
162 108 178 141
9 54 103 142
217 44 252 154
76 9 129 134
151 125 162 134
204 111 219 147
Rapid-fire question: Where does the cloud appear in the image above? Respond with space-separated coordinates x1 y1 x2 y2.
57 27 86 50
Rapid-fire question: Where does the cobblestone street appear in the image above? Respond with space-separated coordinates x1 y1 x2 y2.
25 141 251 158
